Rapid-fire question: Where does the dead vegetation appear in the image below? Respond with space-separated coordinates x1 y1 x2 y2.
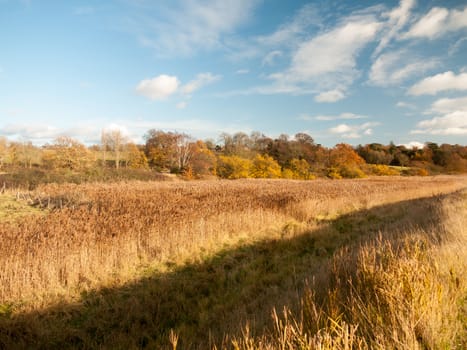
0 176 466 348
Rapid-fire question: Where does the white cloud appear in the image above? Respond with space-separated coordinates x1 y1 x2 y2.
103 123 130 137
261 50 282 66
396 101 417 109
224 3 321 62
255 3 321 47
404 6 467 39
113 118 252 141
412 112 467 135
305 113 367 121
400 141 425 149
0 123 103 144
268 18 381 95
136 75 179 100
0 117 251 145
411 95 467 135
369 49 438 87
288 21 380 81
181 72 221 94
314 89 346 103
373 0 416 56
328 122 379 139
430 96 467 114
235 69 249 75
135 0 259 56
0 124 60 139
408 71 467 95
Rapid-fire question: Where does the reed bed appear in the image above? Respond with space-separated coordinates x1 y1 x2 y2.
1 176 466 309
235 188 467 349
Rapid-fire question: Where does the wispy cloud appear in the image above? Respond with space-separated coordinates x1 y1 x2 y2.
369 49 438 87
255 3 322 48
314 89 346 103
132 0 260 56
181 72 221 94
396 101 417 109
448 36 467 56
408 71 467 95
373 0 416 56
235 69 249 75
302 113 368 121
261 17 381 98
403 5 467 39
261 50 282 67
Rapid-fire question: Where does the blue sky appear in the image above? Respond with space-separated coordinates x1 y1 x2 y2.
1 0 466 147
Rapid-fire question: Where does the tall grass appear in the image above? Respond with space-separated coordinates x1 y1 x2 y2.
0 176 466 348
235 190 467 349
1 176 465 308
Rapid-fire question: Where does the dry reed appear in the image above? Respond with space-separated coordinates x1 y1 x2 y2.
0 176 466 311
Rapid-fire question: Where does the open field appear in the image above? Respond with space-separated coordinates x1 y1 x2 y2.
0 176 466 348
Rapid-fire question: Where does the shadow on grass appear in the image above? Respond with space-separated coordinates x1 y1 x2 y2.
0 193 453 349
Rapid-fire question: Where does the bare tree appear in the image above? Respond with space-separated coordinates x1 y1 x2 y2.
101 128 128 169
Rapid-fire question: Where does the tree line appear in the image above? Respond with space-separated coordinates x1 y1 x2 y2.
1 130 466 180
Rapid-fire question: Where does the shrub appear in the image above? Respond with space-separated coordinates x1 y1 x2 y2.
368 164 400 176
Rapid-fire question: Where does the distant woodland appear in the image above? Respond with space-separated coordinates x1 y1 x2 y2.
1 130 466 187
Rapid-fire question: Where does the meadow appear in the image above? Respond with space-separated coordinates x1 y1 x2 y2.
0 175 466 349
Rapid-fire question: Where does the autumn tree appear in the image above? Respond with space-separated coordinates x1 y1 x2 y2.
250 154 281 178
286 158 313 179
122 143 148 169
357 143 393 165
217 155 252 179
329 143 366 178
189 140 216 177
144 130 194 172
0 137 8 168
42 136 92 170
9 141 42 168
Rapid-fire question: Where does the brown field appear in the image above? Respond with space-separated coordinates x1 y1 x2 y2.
0 175 466 349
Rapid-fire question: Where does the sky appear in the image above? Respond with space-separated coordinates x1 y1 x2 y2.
1 0 467 147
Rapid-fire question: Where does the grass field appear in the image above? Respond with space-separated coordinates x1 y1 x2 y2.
0 176 466 349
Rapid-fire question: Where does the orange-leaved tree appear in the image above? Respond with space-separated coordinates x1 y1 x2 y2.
329 143 366 178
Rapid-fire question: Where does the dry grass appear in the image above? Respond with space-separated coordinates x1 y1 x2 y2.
235 189 467 349
0 176 465 307
0 193 44 224
0 176 466 348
